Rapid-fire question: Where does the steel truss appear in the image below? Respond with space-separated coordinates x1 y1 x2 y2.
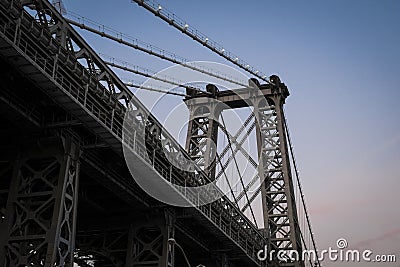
0 0 265 265
76 228 129 267
185 83 304 266
126 211 175 267
185 84 222 179
255 96 303 267
0 137 80 267
75 211 175 267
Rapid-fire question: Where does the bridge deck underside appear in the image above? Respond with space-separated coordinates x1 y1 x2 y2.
0 55 260 266
0 1 265 266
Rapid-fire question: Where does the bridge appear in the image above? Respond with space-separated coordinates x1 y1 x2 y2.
0 0 320 266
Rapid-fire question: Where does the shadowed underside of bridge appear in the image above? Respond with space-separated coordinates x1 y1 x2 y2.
0 1 267 266
0 1 319 267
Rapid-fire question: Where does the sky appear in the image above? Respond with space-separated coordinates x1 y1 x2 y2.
63 0 400 266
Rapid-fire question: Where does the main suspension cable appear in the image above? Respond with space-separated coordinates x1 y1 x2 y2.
65 12 249 88
123 78 188 97
100 53 208 95
132 0 271 84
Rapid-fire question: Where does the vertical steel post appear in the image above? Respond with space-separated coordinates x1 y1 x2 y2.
255 84 303 267
125 210 175 267
184 78 304 266
185 85 221 180
0 137 80 267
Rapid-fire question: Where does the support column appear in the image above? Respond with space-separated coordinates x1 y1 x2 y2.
185 84 221 180
182 77 304 266
255 93 303 267
0 136 80 267
125 210 175 267
75 227 129 267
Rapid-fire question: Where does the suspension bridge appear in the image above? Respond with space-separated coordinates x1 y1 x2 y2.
0 0 320 266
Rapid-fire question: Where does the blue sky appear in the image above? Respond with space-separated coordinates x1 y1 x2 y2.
64 0 400 265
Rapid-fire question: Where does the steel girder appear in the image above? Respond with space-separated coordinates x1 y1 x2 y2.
0 137 80 267
184 83 304 266
0 0 265 265
126 211 175 267
255 96 303 267
185 93 221 180
76 228 129 267
75 211 175 267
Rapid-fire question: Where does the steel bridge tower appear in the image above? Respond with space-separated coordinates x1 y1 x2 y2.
185 78 303 267
0 0 319 266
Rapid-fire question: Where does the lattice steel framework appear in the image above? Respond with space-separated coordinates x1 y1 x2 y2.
126 211 175 267
0 137 80 267
75 211 175 267
185 84 221 179
185 81 304 267
255 94 303 267
0 0 265 265
76 228 129 267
